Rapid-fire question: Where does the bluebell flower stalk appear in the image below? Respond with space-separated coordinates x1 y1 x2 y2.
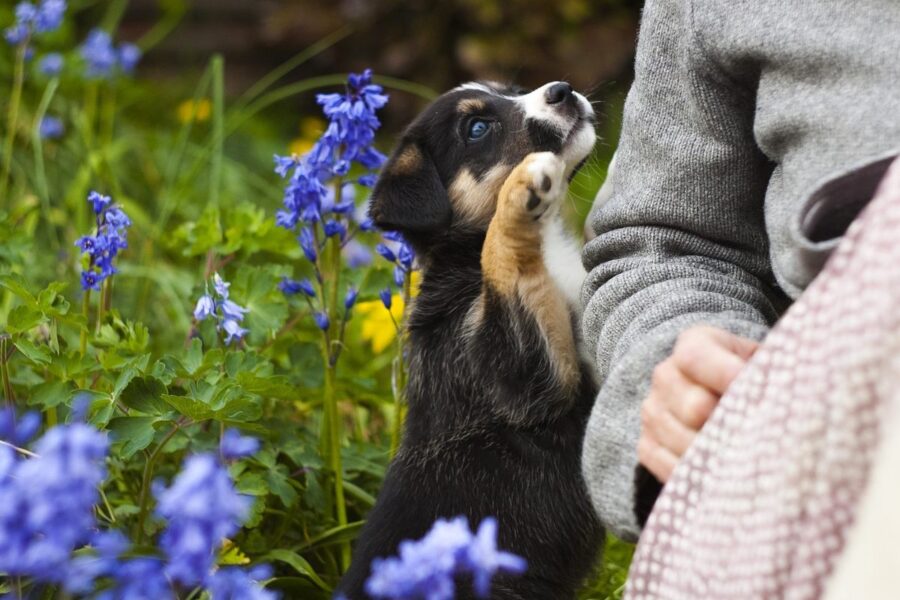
373 230 418 456
272 70 389 572
192 273 250 346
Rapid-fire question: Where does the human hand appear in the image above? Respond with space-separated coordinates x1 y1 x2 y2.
637 326 759 482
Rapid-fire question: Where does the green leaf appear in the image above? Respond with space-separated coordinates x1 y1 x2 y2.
294 521 364 553
112 354 152 400
258 550 330 591
265 463 298 508
161 393 214 421
28 380 73 408
108 416 160 459
7 305 45 333
120 376 168 414
182 338 203 375
0 273 37 305
13 338 52 365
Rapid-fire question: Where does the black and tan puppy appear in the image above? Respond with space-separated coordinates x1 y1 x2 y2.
338 81 602 599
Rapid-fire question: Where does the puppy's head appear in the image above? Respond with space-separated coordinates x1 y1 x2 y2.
369 81 596 239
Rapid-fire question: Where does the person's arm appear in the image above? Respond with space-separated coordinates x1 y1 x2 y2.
580 0 786 541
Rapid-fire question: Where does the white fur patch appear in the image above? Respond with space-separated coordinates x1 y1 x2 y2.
542 216 586 311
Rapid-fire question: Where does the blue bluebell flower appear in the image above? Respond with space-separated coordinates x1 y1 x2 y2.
344 286 358 310
222 319 248 345
393 265 406 288
88 191 111 214
298 227 318 262
323 219 346 239
463 518 527 596
0 419 109 583
193 273 250 345
4 1 66 45
206 565 277 600
279 277 316 298
76 192 130 291
38 51 62 75
193 294 215 321
39 115 64 139
379 288 392 310
221 428 260 460
34 0 65 33
273 70 388 292
4 23 28 45
221 299 249 322
358 173 378 187
342 239 373 268
358 217 377 232
80 29 117 78
364 516 525 600
313 311 330 331
213 272 231 298
117 42 141 73
155 453 252 587
273 154 298 177
375 243 395 263
100 556 172 600
0 408 40 445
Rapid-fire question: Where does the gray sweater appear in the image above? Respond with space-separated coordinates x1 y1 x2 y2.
581 0 900 541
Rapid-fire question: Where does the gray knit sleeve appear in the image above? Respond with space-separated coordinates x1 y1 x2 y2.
580 0 785 541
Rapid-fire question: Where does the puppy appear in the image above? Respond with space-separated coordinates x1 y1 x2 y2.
338 81 602 599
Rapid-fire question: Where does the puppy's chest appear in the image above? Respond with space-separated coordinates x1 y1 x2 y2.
539 215 587 309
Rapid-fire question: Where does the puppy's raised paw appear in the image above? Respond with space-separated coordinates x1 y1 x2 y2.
500 152 566 222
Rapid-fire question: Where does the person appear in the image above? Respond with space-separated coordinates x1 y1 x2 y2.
580 0 900 596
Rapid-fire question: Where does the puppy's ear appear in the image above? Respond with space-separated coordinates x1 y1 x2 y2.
369 142 451 233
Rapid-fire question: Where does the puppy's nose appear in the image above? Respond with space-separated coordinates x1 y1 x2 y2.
545 82 573 105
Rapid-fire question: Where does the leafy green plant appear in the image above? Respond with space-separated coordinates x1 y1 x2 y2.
0 1 630 597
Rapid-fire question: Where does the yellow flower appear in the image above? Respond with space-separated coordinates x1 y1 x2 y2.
288 117 326 157
289 138 314 156
356 272 421 354
176 98 211 123
356 296 405 354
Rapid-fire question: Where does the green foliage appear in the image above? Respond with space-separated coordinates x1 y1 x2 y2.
0 2 631 596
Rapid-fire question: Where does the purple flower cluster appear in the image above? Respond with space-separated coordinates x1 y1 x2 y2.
38 50 63 75
154 453 253 586
39 114 64 139
193 273 250 345
364 516 527 600
75 191 131 291
79 28 141 79
274 70 385 231
0 410 274 598
4 0 66 46
375 230 416 308
0 410 109 583
274 71 388 333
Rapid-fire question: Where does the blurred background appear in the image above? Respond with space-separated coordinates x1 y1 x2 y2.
115 0 642 119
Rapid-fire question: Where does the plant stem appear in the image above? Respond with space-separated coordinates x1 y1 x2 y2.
80 290 91 357
96 279 108 335
0 41 28 207
1 335 14 405
319 180 350 572
31 78 61 251
135 423 181 543
389 276 411 457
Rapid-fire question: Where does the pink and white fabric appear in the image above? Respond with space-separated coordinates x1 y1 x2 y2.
627 156 900 600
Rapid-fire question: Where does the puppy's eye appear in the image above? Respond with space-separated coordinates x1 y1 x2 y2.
467 119 490 141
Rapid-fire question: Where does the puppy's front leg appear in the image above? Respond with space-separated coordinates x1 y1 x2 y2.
475 153 580 422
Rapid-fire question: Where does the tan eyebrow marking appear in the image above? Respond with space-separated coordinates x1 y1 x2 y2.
391 144 422 175
457 98 487 113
